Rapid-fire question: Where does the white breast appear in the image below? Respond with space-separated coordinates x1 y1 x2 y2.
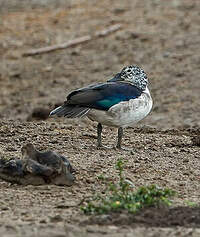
87 88 153 128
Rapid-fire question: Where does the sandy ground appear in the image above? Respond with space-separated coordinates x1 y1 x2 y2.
0 0 200 236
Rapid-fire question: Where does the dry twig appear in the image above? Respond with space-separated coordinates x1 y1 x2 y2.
22 24 122 57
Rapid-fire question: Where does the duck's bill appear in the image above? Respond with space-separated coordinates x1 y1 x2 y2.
107 73 122 82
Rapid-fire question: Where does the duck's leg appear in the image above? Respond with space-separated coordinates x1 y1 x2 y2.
116 127 123 149
97 123 103 147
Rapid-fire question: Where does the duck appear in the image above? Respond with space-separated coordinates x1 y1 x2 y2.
50 65 153 149
0 143 75 186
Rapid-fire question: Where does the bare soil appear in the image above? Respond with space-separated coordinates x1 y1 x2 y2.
0 0 200 236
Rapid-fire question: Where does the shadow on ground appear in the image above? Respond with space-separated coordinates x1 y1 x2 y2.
83 206 200 228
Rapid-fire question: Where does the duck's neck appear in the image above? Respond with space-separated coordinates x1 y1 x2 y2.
143 87 151 95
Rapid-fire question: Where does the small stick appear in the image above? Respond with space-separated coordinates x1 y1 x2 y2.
94 24 122 37
22 24 122 57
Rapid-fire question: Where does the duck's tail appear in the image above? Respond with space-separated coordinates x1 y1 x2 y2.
49 105 90 118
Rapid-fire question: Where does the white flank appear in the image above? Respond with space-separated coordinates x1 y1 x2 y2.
87 87 153 128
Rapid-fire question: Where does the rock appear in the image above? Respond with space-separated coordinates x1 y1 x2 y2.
0 143 75 186
27 107 51 121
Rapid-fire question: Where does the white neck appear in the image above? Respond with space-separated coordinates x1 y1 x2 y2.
144 87 151 95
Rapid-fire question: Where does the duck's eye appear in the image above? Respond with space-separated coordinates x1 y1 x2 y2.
127 69 132 73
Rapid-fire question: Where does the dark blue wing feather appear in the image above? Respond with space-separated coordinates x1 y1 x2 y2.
66 82 142 111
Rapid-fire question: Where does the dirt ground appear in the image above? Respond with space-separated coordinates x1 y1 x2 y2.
0 0 200 236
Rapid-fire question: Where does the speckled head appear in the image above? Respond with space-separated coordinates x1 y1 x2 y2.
109 65 148 91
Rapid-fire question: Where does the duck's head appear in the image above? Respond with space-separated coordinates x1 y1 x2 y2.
109 65 148 91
